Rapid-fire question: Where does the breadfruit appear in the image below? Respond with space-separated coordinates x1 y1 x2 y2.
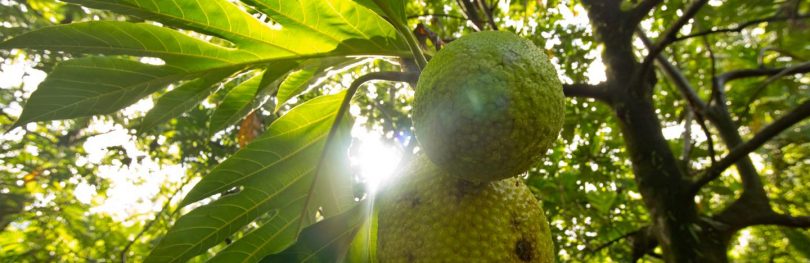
377 154 554 262
413 31 565 182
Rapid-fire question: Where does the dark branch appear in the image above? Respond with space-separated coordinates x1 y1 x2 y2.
629 226 658 263
589 228 643 255
629 0 665 25
741 61 810 115
696 36 719 165
121 176 195 262
456 0 485 31
640 0 709 82
407 13 467 20
692 100 810 193
637 31 708 111
675 14 810 42
476 0 499 30
717 63 810 84
639 31 719 172
755 214 810 228
563 83 610 102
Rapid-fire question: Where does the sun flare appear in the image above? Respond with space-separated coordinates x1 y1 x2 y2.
351 131 404 194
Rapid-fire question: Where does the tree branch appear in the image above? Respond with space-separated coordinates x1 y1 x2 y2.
629 226 658 263
456 0 485 31
717 63 810 85
640 0 709 82
628 0 665 25
743 61 810 111
407 13 467 20
476 0 499 30
675 14 810 42
756 214 810 228
563 83 610 102
588 228 643 255
692 100 810 193
637 31 707 111
121 175 195 262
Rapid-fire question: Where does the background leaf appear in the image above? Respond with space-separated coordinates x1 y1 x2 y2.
782 228 810 260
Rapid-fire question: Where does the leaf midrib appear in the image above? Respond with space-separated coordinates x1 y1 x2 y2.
164 165 317 262
79 0 301 56
188 111 336 202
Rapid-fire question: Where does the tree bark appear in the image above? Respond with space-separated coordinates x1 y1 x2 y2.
580 1 735 261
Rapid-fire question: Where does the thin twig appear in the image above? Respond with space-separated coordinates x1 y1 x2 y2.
674 14 810 42
698 35 718 165
637 31 707 111
120 175 196 262
589 228 642 255
629 0 665 24
407 13 467 20
640 0 709 85
562 83 610 102
718 63 810 84
741 62 810 115
692 100 810 193
476 0 499 30
456 0 485 31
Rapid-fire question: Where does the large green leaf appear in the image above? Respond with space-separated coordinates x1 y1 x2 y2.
146 91 347 262
207 123 354 262
0 21 256 68
1 0 413 261
61 0 294 54
64 0 407 56
352 0 407 25
10 56 199 125
3 0 408 128
241 0 405 54
260 201 369 263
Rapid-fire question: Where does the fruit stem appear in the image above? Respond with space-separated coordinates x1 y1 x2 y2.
371 0 429 70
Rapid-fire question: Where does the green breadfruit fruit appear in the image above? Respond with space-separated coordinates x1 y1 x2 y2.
377 154 554 262
413 31 565 182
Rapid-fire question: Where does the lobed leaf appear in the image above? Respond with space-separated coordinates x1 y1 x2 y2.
145 91 346 262
0 21 256 69
12 57 198 126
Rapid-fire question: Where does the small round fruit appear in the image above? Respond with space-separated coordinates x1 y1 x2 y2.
413 31 565 182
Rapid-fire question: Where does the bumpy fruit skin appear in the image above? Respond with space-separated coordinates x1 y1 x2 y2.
413 31 564 182
377 154 554 262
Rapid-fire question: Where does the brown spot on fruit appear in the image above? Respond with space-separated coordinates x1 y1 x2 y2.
515 238 534 262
